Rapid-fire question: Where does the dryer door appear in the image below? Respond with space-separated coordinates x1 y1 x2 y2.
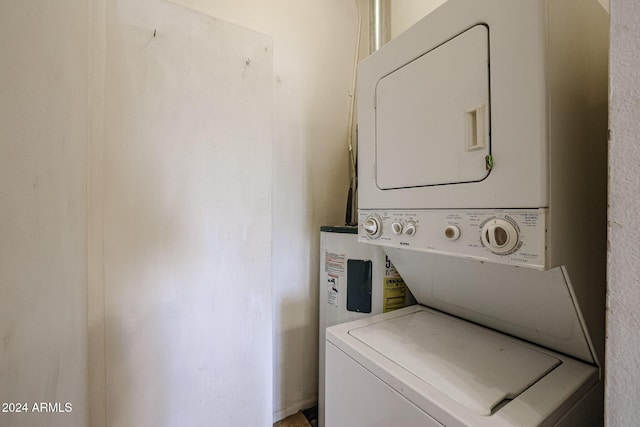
375 24 490 189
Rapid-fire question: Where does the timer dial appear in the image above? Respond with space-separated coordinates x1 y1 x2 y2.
481 218 519 254
362 215 383 239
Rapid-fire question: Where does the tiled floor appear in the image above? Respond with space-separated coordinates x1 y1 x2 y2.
274 406 318 427
273 411 311 427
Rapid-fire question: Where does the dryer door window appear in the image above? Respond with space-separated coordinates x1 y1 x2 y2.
375 24 490 190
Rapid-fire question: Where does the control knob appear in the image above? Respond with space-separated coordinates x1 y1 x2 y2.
391 222 403 235
480 218 519 254
444 225 461 240
362 215 382 239
403 221 417 236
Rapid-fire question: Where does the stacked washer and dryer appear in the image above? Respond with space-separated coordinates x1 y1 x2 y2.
325 0 608 426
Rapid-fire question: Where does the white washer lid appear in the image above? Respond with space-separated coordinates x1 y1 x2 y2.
349 310 561 416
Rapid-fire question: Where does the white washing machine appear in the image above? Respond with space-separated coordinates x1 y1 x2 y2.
326 255 602 426
325 0 608 425
326 306 599 426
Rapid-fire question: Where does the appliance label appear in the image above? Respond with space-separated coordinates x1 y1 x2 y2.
383 276 407 312
325 252 345 307
327 274 339 307
383 256 408 313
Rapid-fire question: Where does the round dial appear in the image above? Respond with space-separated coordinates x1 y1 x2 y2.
362 215 382 239
480 218 519 254
403 221 417 236
391 222 403 235
444 225 461 241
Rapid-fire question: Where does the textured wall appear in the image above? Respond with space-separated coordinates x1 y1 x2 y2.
606 0 640 424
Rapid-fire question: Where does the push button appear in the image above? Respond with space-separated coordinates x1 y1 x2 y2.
392 222 403 235
444 225 461 240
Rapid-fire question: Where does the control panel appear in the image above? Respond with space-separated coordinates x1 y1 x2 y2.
358 209 548 269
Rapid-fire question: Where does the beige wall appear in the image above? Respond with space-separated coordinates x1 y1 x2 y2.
152 0 361 421
390 0 448 38
88 1 274 426
0 0 360 423
0 1 89 426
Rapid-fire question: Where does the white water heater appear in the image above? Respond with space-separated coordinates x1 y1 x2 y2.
318 226 414 427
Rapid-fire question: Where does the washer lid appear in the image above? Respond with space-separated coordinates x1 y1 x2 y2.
383 248 598 365
349 310 561 416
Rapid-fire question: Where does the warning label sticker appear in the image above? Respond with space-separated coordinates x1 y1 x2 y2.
383 276 408 313
327 273 339 307
383 256 408 313
325 252 345 275
325 252 345 307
